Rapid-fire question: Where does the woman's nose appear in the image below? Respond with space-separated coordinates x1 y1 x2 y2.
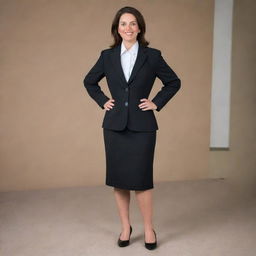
126 25 132 31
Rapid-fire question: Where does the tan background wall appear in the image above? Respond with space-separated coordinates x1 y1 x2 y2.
210 0 256 196
0 0 213 191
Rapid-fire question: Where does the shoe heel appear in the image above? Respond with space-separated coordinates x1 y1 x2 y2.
117 225 132 247
144 229 157 250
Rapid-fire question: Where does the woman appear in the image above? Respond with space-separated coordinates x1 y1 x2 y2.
83 6 181 250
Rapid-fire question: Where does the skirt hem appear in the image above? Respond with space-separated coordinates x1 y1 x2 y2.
106 182 154 191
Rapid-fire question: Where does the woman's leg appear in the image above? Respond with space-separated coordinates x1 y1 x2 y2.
135 189 156 243
113 187 131 240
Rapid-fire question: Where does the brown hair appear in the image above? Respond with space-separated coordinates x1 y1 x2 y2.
109 6 150 48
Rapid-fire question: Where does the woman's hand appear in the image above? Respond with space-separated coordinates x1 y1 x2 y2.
104 99 115 111
138 98 157 111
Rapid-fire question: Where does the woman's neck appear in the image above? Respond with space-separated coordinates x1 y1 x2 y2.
123 40 137 50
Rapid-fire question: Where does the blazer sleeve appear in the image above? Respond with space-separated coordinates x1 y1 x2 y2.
83 50 110 109
151 50 181 112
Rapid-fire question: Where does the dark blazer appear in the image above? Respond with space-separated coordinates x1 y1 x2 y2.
83 43 181 131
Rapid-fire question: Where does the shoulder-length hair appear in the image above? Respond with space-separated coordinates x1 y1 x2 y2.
109 6 150 48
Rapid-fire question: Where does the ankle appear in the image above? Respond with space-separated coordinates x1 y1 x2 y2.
144 226 154 232
122 223 131 230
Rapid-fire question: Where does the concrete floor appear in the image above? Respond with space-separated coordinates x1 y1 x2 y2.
0 178 255 256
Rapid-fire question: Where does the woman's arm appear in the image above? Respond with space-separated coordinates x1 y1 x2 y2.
151 50 181 112
83 50 110 109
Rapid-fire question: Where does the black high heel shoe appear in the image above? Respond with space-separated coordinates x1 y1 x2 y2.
117 225 132 247
144 229 157 250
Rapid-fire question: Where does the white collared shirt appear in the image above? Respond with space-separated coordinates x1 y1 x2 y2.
120 40 139 82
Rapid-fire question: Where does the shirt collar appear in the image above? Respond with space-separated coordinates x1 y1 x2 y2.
120 40 139 56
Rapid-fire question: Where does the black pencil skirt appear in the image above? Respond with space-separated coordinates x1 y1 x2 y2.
103 127 157 191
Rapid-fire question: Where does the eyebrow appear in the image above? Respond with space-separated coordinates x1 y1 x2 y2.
119 20 137 23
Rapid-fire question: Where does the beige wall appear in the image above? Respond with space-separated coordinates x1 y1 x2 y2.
210 0 256 196
0 0 213 191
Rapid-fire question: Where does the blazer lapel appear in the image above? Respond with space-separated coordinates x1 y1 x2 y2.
111 43 147 88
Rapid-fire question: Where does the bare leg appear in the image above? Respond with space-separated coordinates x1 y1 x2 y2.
113 187 131 240
135 189 156 243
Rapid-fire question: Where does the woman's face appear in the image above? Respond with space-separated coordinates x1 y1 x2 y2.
118 13 141 43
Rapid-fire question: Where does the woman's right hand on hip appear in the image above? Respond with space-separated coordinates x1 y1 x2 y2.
104 99 115 111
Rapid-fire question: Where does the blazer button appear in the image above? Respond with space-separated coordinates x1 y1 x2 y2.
125 102 128 107
125 87 129 92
